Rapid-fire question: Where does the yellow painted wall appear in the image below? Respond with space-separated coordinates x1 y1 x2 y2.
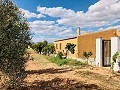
54 37 77 58
117 31 120 36
77 29 117 58
54 29 118 59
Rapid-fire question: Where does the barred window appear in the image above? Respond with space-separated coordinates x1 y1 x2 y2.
60 43 62 50
56 44 58 49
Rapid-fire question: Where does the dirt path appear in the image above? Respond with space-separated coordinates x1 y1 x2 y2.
23 49 120 90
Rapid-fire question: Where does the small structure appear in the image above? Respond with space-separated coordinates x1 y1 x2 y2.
54 28 120 71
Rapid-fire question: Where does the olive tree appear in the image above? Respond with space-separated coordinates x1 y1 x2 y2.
0 0 31 89
83 51 93 64
65 43 76 54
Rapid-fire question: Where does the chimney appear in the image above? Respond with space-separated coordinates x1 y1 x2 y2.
77 27 80 36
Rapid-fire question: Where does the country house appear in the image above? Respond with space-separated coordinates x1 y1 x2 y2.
54 28 120 70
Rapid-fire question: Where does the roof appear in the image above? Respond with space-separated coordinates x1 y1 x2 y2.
54 37 77 42
54 29 117 42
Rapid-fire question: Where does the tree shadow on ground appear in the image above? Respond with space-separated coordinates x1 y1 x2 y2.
21 78 103 90
26 68 72 75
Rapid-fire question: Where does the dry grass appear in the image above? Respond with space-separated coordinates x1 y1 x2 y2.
75 70 120 90
1 49 120 90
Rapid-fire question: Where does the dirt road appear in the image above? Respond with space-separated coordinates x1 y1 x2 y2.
23 49 120 90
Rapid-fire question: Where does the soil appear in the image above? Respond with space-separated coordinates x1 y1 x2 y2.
0 49 120 90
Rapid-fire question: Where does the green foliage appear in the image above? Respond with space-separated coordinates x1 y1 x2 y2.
57 52 63 59
48 56 86 66
83 51 93 64
31 41 55 55
68 59 86 66
112 52 119 63
31 42 45 53
43 40 48 46
31 43 39 53
42 45 49 55
42 44 55 55
49 57 69 66
83 51 93 59
65 43 76 54
111 52 119 72
49 43 55 54
0 0 31 89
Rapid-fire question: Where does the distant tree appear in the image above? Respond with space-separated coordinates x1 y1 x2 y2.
42 44 55 55
32 42 45 54
43 40 48 46
32 41 54 55
42 45 49 55
83 51 93 64
38 42 44 54
49 43 55 54
0 0 31 89
31 43 39 53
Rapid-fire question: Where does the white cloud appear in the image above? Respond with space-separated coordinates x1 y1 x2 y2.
29 20 75 38
28 0 120 42
37 0 120 27
20 8 45 19
56 29 75 37
29 20 56 34
99 25 120 31
32 36 57 43
37 7 75 18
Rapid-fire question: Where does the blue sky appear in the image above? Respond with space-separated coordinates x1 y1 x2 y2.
14 0 120 43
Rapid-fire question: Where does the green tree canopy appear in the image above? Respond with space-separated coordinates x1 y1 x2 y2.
83 51 93 64
32 41 55 55
0 0 31 88
65 43 76 54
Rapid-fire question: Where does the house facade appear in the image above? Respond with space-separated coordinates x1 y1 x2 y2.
54 28 120 68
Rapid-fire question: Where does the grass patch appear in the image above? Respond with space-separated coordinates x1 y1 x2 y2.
48 57 69 66
45 56 86 66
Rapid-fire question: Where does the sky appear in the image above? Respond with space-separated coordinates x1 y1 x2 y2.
14 0 120 43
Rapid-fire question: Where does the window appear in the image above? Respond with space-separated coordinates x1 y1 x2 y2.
56 44 58 49
60 43 62 50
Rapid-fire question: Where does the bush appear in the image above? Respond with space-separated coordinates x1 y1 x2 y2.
0 0 31 89
68 59 86 66
46 56 86 67
83 51 93 64
112 52 119 63
57 52 63 59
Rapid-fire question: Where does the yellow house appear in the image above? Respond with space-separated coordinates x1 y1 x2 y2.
54 28 120 66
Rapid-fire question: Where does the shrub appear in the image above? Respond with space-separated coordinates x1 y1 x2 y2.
111 52 119 72
0 0 31 89
52 57 69 66
83 51 93 64
47 56 86 67
57 52 63 59
68 59 86 66
112 52 119 63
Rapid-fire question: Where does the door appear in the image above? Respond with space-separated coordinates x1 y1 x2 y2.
102 40 111 66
